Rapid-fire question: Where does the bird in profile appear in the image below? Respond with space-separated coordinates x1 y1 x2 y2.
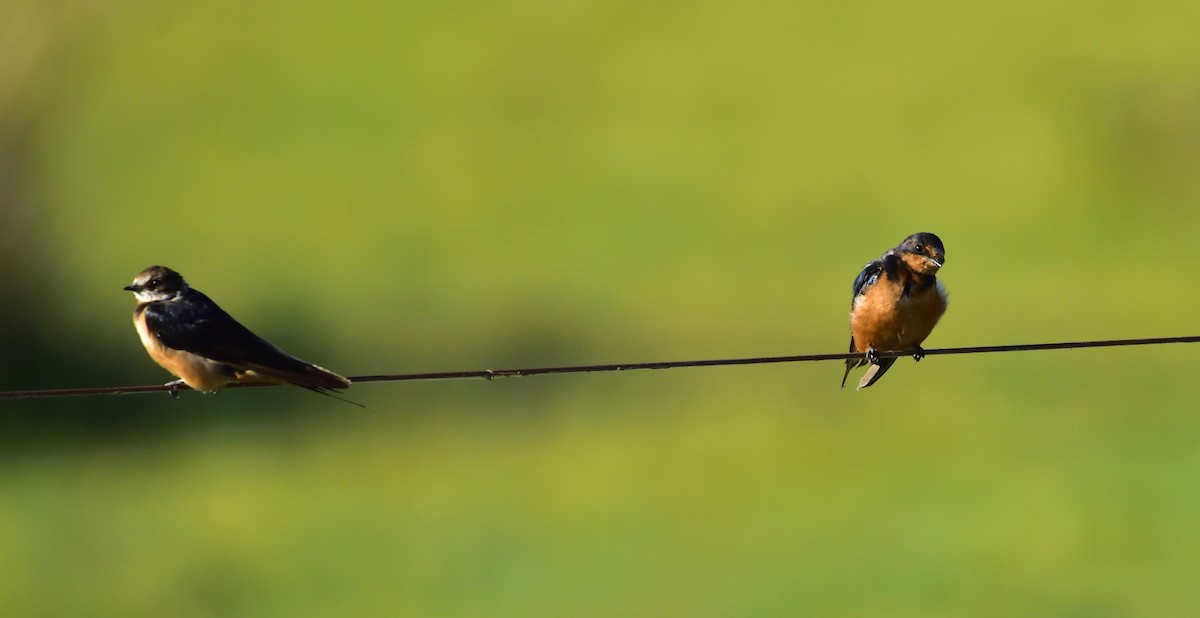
842 233 948 390
124 265 352 399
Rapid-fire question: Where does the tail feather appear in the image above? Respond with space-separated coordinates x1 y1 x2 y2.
842 337 859 388
243 362 351 391
298 384 365 407
856 357 897 390
842 358 864 388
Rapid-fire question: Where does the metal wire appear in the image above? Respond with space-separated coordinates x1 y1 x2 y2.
1 335 1197 401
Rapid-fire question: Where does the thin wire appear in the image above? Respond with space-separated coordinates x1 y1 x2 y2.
1 335 1197 401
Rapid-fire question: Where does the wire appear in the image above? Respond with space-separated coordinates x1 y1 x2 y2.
1 335 1197 401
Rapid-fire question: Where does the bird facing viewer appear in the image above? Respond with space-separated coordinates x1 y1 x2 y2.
842 233 948 389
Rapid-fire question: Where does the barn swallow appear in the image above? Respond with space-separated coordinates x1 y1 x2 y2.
124 265 351 398
841 232 948 390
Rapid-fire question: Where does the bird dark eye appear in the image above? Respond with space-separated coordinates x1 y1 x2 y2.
913 244 924 253
149 278 161 287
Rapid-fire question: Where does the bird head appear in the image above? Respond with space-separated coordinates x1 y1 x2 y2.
897 232 946 275
124 265 188 303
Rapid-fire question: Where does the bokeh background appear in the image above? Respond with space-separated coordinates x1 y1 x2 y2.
3 0 1200 615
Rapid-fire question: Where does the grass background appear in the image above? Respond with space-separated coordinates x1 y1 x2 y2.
3 0 1200 615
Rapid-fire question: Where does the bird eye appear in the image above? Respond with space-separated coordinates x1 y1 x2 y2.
149 278 161 287
913 243 924 253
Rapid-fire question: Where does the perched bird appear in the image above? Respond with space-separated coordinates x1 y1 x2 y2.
842 233 948 390
124 265 351 398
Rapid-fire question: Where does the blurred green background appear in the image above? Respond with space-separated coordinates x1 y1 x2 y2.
3 0 1200 615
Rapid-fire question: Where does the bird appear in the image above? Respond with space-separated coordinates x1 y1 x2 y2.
841 232 948 390
124 265 352 399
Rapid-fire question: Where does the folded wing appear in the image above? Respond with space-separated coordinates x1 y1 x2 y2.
143 292 350 390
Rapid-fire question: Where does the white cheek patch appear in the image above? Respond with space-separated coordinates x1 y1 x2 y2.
133 289 174 303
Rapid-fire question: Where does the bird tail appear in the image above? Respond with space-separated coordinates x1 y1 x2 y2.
842 358 864 388
279 363 351 390
856 357 897 390
298 383 365 407
238 362 351 391
238 363 362 406
841 338 863 388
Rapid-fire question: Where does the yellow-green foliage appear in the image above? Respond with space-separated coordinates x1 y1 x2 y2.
3 0 1200 614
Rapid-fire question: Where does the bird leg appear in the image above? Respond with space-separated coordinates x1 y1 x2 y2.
164 379 185 400
866 346 881 365
911 346 926 362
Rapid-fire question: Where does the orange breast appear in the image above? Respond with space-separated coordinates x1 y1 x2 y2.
133 309 233 393
850 278 946 352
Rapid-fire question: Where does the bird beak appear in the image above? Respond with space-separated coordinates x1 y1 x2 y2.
123 284 138 292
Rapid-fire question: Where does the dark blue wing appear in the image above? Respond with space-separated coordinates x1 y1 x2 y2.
844 257 893 387
142 289 313 374
850 259 884 305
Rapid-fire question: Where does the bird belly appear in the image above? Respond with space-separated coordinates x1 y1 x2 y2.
850 280 946 352
133 312 232 392
894 283 947 348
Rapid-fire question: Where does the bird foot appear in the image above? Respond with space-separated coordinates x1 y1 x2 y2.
164 379 185 400
911 346 926 362
866 346 881 365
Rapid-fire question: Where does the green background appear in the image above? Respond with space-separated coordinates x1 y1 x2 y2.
3 0 1199 615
